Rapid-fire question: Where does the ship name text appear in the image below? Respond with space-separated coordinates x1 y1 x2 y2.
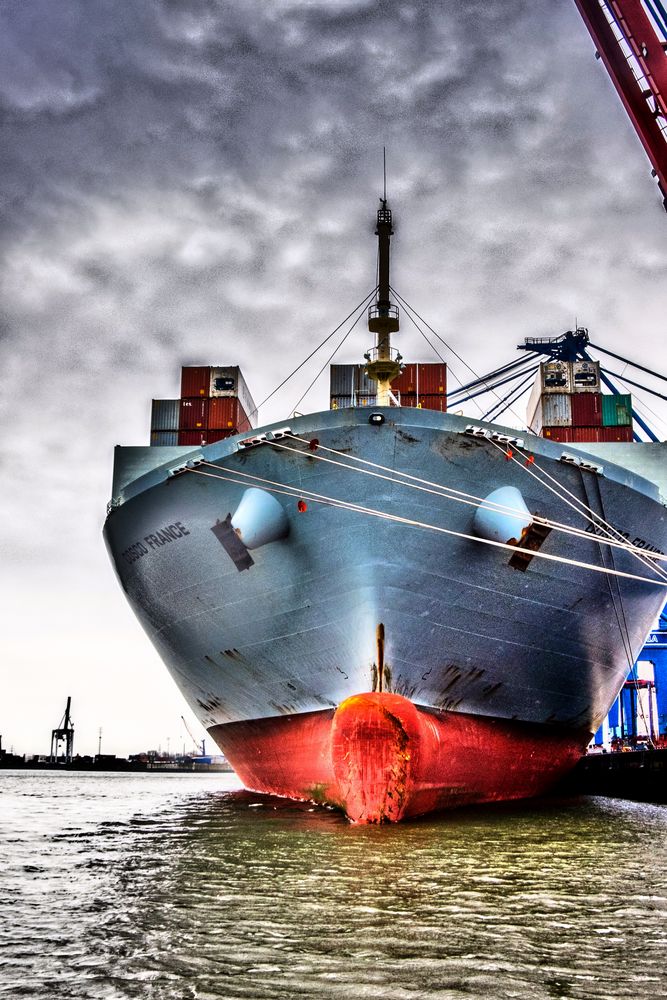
122 522 190 564
584 521 664 555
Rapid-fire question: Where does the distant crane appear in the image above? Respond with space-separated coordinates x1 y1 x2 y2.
573 0 667 208
50 697 74 763
181 715 206 757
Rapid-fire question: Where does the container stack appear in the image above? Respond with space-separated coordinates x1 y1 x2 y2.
150 399 180 446
527 360 633 443
150 365 256 446
329 363 447 412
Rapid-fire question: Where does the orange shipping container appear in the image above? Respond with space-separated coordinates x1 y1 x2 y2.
209 397 252 433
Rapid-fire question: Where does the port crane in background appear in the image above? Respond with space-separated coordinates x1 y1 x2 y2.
572 0 667 208
181 714 206 757
441 326 666 439
518 327 665 441
50 697 74 763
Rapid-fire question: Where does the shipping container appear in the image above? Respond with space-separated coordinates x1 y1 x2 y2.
526 363 573 426
528 393 572 432
206 429 236 444
541 361 572 392
209 366 256 423
178 430 207 446
209 396 252 433
330 394 353 410
329 364 376 397
596 425 634 442
601 393 632 427
401 394 447 413
180 397 209 429
541 426 574 442
571 392 602 427
150 399 180 431
572 359 600 392
555 425 635 443
150 430 179 446
329 365 357 396
330 362 447 400
180 366 211 398
392 363 447 396
330 394 378 409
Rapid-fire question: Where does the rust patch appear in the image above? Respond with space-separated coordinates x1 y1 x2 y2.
222 648 244 659
396 429 420 444
482 681 503 698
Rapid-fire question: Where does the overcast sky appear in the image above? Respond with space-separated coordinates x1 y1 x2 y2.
1 0 666 758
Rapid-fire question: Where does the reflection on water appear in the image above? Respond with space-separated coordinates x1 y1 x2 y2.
1 770 666 999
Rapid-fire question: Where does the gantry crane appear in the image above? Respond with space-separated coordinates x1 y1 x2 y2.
572 0 667 207
50 697 74 763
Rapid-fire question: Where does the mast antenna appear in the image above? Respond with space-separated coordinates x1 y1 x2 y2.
364 150 401 405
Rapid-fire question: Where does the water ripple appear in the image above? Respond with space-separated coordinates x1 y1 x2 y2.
1 771 667 999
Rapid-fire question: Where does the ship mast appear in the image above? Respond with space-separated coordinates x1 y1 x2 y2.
365 167 402 405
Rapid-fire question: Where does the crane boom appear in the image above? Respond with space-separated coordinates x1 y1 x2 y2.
181 714 205 756
572 0 667 207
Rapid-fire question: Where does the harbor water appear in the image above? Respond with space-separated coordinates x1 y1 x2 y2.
1 771 667 999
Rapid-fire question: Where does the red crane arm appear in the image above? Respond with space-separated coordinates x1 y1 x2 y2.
573 0 667 205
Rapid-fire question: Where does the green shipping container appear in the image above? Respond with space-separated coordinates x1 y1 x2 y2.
601 393 632 427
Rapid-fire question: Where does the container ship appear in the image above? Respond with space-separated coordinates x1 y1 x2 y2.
104 199 667 823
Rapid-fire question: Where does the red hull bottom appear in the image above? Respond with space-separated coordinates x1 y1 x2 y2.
210 693 588 823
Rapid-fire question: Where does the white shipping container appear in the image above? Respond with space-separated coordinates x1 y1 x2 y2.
528 392 572 433
526 362 573 427
572 359 600 392
208 366 257 426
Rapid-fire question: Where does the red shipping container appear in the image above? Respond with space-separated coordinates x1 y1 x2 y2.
566 425 633 443
596 425 634 442
180 366 211 397
180 397 209 429
392 363 447 396
570 426 602 443
401 394 447 413
571 392 602 427
209 397 252 433
178 430 207 446
206 429 236 444
392 364 416 394
541 426 574 442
